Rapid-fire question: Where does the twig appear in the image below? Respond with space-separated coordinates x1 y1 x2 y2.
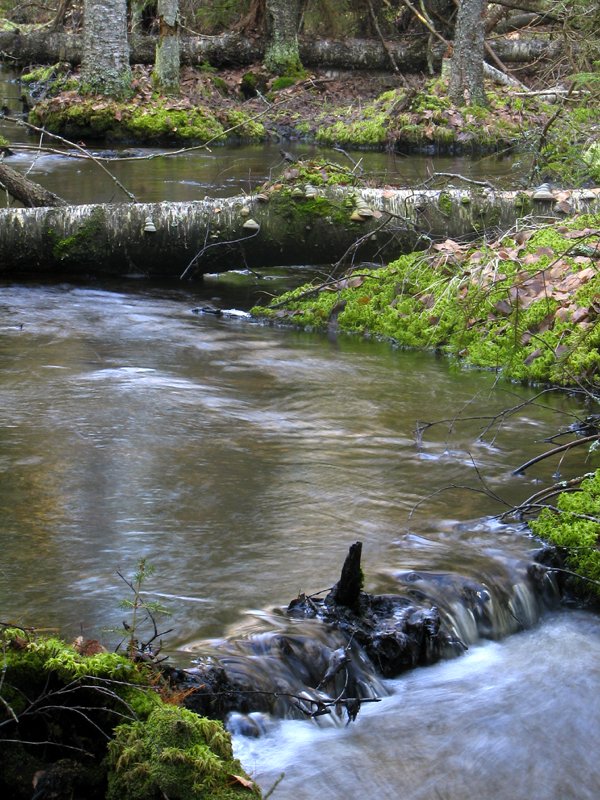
180 226 262 281
5 115 137 201
264 773 286 800
425 171 497 189
512 434 599 475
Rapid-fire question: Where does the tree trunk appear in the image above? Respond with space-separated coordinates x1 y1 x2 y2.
0 186 597 278
80 0 131 97
153 0 180 94
449 0 488 106
264 0 303 75
0 29 564 72
0 163 67 207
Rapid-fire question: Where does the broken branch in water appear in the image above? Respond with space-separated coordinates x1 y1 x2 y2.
512 434 599 475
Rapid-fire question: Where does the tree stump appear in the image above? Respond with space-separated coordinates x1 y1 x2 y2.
328 541 363 609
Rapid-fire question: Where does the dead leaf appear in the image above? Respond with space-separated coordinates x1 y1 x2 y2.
229 774 256 790
524 348 543 365
494 299 513 316
571 307 589 323
554 200 573 215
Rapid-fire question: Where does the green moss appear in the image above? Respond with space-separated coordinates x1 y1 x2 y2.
210 75 229 94
106 705 261 800
224 109 265 140
316 115 388 148
21 64 60 84
49 207 108 265
0 629 260 799
271 76 297 92
264 42 303 77
530 470 600 598
253 213 600 388
30 97 234 144
126 104 224 142
438 192 453 216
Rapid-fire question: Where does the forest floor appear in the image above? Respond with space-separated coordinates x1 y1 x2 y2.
20 60 571 162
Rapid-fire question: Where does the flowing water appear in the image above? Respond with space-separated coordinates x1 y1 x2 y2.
1 64 599 800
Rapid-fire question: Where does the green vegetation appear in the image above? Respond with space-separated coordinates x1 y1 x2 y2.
530 469 600 600
271 75 298 92
49 206 108 264
315 80 556 153
0 626 260 800
252 212 600 388
28 95 265 144
106 705 260 800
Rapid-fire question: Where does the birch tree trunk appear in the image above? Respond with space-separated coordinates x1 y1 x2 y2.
449 0 488 106
0 29 564 72
153 0 180 94
1 187 597 278
80 0 131 97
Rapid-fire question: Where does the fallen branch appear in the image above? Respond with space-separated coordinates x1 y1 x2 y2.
0 161 67 207
512 434 599 475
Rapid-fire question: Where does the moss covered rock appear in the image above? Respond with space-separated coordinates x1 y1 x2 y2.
530 469 600 599
0 629 259 800
106 705 261 800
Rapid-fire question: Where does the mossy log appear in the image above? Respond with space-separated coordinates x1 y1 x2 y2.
0 29 564 70
1 186 598 278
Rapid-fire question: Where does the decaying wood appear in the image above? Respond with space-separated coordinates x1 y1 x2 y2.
0 29 566 71
0 185 598 277
328 540 363 609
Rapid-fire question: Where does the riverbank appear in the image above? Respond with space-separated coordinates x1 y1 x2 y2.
0 624 262 799
251 210 600 388
7 56 594 183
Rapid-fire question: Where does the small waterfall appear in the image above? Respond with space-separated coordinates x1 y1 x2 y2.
176 545 561 735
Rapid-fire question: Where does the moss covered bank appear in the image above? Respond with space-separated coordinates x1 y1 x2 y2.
252 212 600 388
0 627 260 799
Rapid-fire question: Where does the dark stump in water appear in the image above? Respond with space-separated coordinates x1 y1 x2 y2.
288 540 462 678
177 542 464 725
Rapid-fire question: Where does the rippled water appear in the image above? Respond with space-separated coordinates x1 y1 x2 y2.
1 63 598 800
1 278 598 798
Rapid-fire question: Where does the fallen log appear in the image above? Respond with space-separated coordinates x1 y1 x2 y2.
0 162 67 207
1 185 598 278
0 29 565 71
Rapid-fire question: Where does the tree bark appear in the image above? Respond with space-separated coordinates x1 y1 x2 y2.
0 186 597 278
153 0 180 94
264 0 303 75
449 0 488 106
328 542 363 610
80 0 131 97
0 163 67 207
0 29 564 71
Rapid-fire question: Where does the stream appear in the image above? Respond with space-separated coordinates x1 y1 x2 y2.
1 65 600 800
